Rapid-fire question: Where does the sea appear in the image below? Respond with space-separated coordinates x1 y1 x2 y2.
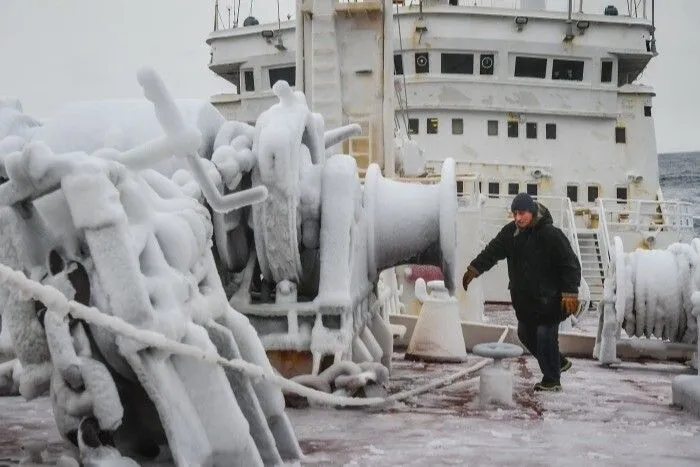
658 151 700 234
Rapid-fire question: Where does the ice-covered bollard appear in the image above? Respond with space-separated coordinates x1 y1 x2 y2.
472 342 523 407
405 280 467 363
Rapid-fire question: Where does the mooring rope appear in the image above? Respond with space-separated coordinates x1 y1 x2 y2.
0 262 501 407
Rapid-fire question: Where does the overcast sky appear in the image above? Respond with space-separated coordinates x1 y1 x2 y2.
0 0 697 153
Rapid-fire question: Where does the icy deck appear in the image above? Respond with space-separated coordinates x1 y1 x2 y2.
1 353 698 465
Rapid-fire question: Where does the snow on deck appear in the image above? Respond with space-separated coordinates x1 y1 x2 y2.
1 354 698 465
294 355 699 466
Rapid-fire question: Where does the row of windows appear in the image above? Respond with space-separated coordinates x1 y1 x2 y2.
478 181 539 198
408 117 650 145
478 182 628 203
395 52 616 84
242 54 623 92
407 118 558 140
242 66 296 92
395 52 495 76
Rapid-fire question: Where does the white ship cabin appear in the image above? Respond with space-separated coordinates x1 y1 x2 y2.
207 0 694 305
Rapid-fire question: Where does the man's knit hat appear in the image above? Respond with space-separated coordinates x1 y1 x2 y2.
511 192 538 214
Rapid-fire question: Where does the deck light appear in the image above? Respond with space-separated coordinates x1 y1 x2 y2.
514 16 528 32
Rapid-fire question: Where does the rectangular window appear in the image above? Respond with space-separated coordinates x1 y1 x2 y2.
269 66 296 87
408 118 419 135
244 70 255 92
452 118 464 135
487 120 498 136
601 60 613 83
507 121 519 138
514 56 547 79
427 118 438 134
588 185 599 203
441 53 474 74
644 106 652 117
526 122 537 139
552 59 584 81
615 127 626 144
508 183 519 195
488 182 500 198
567 185 578 202
415 52 430 73
545 123 557 140
480 54 495 75
456 180 464 194
394 54 404 75
526 183 538 196
616 187 628 203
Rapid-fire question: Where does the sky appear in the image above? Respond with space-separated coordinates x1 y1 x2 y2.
0 0 698 153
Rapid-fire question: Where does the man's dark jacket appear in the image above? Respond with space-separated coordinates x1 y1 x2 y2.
469 204 581 324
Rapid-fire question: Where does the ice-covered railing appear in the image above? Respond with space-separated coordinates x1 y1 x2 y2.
561 196 582 262
477 193 575 231
595 198 613 274
596 197 695 239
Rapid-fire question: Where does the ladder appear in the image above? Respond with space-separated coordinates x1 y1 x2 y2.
576 229 605 302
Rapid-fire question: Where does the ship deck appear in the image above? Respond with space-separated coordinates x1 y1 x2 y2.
1 308 698 465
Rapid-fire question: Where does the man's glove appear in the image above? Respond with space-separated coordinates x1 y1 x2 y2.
561 293 579 316
462 266 479 291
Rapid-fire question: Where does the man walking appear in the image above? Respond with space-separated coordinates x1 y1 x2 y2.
463 193 581 391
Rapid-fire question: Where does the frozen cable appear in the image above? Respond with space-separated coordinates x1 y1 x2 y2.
0 262 493 407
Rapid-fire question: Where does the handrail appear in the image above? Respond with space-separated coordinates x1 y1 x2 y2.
562 197 582 263
213 0 652 32
595 198 612 273
397 0 651 19
596 197 695 235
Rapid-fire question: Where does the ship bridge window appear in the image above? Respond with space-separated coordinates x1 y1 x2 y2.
243 70 255 92
408 118 419 135
545 123 557 140
427 118 439 134
567 185 578 202
480 54 495 75
507 121 519 138
616 186 628 203
615 127 626 144
526 183 538 196
526 122 537 139
268 66 296 87
588 185 599 203
508 183 519 195
487 120 499 136
601 60 613 83
514 56 547 79
415 52 430 73
452 118 464 135
441 53 474 74
552 59 584 81
488 182 500 198
394 54 404 75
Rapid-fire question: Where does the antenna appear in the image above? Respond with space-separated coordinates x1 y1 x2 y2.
214 0 219 30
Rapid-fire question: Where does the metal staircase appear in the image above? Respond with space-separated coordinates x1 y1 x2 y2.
577 229 605 302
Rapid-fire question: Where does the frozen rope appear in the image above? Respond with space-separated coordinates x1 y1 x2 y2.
0 262 496 407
